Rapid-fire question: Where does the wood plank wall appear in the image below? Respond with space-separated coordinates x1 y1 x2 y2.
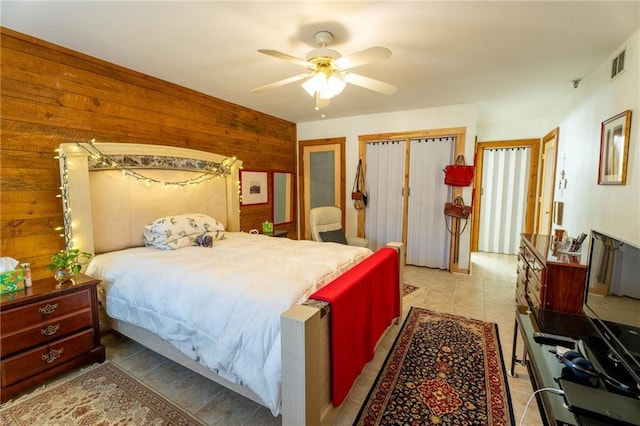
0 28 297 280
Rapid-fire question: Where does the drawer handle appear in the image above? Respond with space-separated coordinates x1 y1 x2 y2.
38 303 58 315
41 324 61 336
42 348 64 364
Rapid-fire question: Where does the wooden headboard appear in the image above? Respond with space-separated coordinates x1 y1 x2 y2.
59 142 242 255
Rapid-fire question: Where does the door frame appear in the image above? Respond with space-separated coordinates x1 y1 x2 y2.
298 137 346 240
535 128 559 235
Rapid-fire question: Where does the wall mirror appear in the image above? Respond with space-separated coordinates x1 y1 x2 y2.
272 171 294 224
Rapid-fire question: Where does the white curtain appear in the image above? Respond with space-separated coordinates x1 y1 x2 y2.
478 147 531 254
365 140 405 251
406 137 454 268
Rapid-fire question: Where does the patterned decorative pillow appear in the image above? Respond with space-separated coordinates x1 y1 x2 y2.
319 229 348 245
143 213 225 250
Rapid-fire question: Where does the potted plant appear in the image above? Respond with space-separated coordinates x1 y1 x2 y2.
48 248 92 285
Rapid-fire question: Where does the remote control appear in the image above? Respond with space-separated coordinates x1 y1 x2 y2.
534 331 576 347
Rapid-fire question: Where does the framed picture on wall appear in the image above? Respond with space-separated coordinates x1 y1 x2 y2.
241 170 268 205
598 110 632 185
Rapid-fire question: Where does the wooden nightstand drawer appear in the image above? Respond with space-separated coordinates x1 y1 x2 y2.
1 329 95 387
0 274 105 403
1 289 91 335
1 309 92 357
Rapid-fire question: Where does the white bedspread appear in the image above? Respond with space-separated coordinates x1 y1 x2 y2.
85 232 371 415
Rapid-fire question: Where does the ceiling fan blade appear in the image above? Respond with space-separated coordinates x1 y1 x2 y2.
334 46 392 70
257 49 313 67
251 74 310 94
343 73 397 95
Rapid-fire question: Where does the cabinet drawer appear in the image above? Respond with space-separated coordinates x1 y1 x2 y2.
527 272 542 296
1 290 91 335
1 329 94 387
515 286 526 306
520 245 542 276
527 258 543 283
527 288 541 310
519 245 533 263
0 309 92 357
515 266 526 305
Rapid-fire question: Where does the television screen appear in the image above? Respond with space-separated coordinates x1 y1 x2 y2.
582 230 640 394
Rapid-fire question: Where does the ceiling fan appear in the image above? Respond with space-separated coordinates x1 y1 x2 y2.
252 31 397 109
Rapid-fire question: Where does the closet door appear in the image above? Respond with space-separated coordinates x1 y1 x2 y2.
365 140 405 251
406 138 454 268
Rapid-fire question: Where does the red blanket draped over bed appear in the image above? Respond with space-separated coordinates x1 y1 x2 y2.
310 247 400 406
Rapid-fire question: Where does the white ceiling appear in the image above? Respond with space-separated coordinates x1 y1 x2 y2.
2 1 639 124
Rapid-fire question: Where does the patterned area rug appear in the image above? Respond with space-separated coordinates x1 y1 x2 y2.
402 283 419 297
0 361 205 426
355 307 515 425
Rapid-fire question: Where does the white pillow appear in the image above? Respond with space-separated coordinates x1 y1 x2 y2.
143 213 225 250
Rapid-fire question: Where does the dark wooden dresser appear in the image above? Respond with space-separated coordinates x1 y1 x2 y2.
516 233 588 314
1 273 105 402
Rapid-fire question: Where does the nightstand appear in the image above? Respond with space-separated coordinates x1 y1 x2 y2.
0 273 105 402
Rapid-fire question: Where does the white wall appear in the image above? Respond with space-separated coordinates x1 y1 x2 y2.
298 103 477 270
545 29 640 245
477 116 545 142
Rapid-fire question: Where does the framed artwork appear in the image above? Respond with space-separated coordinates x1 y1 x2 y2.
598 110 632 185
240 170 268 205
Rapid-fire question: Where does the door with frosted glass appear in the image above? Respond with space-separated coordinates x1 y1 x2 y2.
299 138 345 240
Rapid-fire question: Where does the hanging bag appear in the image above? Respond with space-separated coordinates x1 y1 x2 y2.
352 159 368 209
444 195 472 219
444 195 472 236
443 155 474 187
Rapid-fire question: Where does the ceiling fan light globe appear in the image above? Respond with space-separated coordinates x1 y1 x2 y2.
321 75 346 98
301 73 326 97
301 73 346 100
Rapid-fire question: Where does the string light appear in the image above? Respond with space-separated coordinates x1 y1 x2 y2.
75 140 238 187
58 151 74 249
55 140 240 248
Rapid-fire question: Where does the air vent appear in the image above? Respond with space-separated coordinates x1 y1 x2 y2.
611 49 625 79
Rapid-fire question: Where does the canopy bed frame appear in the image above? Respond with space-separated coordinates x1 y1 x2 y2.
58 142 403 425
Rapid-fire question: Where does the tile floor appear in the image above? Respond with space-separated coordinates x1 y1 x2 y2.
98 252 543 425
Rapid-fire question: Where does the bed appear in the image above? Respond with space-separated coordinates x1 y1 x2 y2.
58 141 403 425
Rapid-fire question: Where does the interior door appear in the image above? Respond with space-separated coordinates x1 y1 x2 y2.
405 137 454 268
471 139 540 252
536 128 559 235
299 138 345 240
358 127 468 271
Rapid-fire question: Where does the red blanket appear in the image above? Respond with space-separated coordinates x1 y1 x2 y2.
310 247 400 406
